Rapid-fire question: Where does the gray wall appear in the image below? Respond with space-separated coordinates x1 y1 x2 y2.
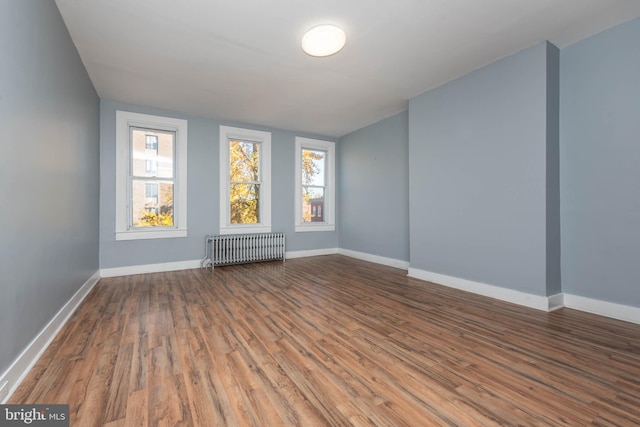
338 111 409 262
408 42 560 296
0 1 99 376
560 18 640 306
99 101 338 269
546 44 562 296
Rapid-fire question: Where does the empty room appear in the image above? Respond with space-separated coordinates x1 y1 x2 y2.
2 0 640 425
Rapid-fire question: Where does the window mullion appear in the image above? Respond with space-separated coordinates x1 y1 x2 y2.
230 180 260 185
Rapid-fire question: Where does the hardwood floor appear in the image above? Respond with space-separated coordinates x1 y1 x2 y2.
10 255 640 426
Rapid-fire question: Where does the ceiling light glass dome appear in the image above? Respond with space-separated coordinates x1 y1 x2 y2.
302 25 346 57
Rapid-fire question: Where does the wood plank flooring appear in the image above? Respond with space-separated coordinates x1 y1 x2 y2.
10 255 640 426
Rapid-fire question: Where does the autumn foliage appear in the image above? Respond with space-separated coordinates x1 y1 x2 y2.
229 140 260 224
135 210 174 227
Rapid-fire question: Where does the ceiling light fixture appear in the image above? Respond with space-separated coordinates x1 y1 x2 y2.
301 25 346 57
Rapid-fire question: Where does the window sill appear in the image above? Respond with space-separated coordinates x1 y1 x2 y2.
295 224 335 232
115 229 188 241
219 225 272 235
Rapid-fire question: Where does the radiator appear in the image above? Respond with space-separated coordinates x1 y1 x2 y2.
201 232 285 269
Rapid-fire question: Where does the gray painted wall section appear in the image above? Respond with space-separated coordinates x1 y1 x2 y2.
560 18 640 307
0 1 99 375
408 42 553 296
338 111 410 262
99 101 338 269
546 43 562 296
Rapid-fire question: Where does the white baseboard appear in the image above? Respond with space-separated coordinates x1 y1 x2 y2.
548 292 565 312
564 294 640 325
0 270 100 403
101 251 340 275
285 248 339 259
407 268 559 312
338 248 409 270
100 259 202 278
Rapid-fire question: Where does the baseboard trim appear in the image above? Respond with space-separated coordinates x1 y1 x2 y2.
285 248 339 259
101 251 344 275
338 248 409 270
100 259 202 278
564 294 640 325
407 268 557 312
548 293 565 312
0 270 100 403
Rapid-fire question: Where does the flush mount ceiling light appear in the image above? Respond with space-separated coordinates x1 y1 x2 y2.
301 24 346 57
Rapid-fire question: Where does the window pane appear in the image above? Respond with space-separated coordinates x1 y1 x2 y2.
132 179 174 227
145 182 158 205
145 135 158 151
230 140 260 183
132 128 174 178
302 149 325 186
230 183 260 224
145 159 157 173
302 187 324 223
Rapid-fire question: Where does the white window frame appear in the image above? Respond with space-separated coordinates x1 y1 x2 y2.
295 137 335 232
219 125 272 235
115 111 188 240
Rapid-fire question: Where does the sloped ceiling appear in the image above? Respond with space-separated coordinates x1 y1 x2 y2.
55 0 640 137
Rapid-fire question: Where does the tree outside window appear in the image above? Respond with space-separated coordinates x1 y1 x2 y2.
229 140 261 224
219 125 272 234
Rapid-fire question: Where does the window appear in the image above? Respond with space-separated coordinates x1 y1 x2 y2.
145 182 159 206
144 136 159 173
295 137 335 232
145 159 157 173
115 111 187 240
219 125 271 234
145 135 158 152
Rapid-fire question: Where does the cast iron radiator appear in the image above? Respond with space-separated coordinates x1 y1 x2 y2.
201 232 285 269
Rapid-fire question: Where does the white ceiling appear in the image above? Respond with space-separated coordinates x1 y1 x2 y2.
55 0 640 137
